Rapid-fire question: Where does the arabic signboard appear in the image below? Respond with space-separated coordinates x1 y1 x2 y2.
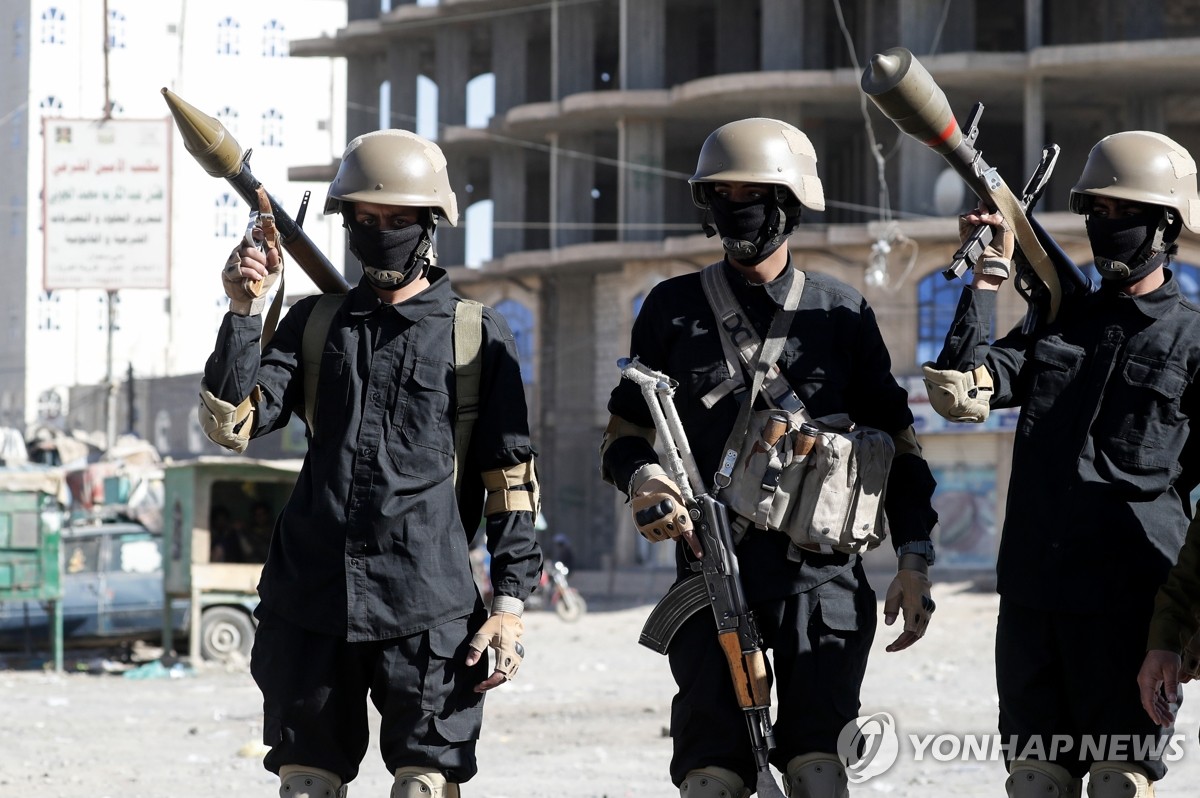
43 118 171 291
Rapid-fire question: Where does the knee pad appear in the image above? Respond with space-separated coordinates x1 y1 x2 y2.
1006 760 1081 798
279 765 346 798
784 754 848 798
392 767 460 798
679 766 749 798
1086 762 1154 798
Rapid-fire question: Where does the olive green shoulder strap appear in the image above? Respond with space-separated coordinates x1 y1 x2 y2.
453 299 485 497
301 293 346 434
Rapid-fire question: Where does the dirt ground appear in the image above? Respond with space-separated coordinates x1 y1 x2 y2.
1 573 1199 797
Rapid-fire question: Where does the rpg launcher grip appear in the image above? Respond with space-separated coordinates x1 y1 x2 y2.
861 47 1065 324
161 88 350 295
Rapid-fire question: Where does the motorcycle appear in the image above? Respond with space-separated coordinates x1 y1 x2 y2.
527 560 587 622
470 549 587 622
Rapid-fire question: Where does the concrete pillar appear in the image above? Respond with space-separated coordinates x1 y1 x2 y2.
492 14 529 114
716 2 757 74
346 0 377 23
551 131 594 248
385 44 419 131
1124 95 1166 133
346 55 380 143
1025 0 1043 48
554 0 596 98
618 119 664 242
490 144 527 257
436 26 470 129
619 0 664 89
540 273 606 568
1023 75 1045 177
437 152 468 267
761 0 803 70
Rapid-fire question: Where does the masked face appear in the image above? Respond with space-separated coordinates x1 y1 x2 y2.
707 191 788 266
344 206 432 291
1085 202 1175 287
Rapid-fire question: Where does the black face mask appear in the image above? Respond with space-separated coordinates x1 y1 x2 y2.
344 213 432 291
1086 211 1171 287
708 194 788 266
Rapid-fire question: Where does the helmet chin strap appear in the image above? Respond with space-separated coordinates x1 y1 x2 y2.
1094 209 1176 284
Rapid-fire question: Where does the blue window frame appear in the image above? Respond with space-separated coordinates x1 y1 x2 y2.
916 271 972 366
494 299 534 384
41 7 67 45
217 17 240 56
215 193 240 238
262 20 286 57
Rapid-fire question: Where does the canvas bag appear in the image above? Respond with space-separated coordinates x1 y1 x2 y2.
701 264 893 554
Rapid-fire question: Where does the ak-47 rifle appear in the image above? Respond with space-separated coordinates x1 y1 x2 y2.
861 47 1100 328
161 88 350 295
619 357 787 798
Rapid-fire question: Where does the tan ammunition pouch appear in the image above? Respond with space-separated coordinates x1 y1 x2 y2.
720 410 894 555
482 460 539 516
199 384 261 454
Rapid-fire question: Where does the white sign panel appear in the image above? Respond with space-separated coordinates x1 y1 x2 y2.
43 118 171 290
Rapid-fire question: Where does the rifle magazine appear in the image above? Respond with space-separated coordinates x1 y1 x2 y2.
638 573 710 654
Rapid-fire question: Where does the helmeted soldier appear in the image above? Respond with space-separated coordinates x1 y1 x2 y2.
601 117 939 798
200 128 542 798
926 130 1200 797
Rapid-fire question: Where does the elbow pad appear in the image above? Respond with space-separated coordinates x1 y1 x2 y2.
482 459 539 516
921 363 994 423
198 384 261 453
599 414 656 486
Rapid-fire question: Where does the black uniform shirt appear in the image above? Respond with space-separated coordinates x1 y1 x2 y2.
604 260 938 602
204 269 541 640
940 273 1200 612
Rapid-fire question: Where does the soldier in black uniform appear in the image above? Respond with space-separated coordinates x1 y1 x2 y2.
200 129 542 798
924 131 1200 797
600 117 939 798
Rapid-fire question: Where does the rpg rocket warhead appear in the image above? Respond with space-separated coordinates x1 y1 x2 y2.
161 87 244 179
860 47 963 156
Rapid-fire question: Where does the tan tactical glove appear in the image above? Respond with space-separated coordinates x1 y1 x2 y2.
467 596 525 687
884 565 935 652
223 188 283 316
922 363 994 423
959 209 1014 279
630 464 694 545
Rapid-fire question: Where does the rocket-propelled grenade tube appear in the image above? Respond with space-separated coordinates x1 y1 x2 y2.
860 48 997 212
161 88 351 294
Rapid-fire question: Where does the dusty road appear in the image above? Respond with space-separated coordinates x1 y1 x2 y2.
1 574 1198 797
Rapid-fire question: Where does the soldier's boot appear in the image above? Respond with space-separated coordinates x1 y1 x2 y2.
1005 760 1082 798
279 765 347 798
784 754 849 798
679 766 750 798
1086 762 1155 798
392 766 461 798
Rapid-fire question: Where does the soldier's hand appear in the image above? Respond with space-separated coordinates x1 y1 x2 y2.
960 207 1013 287
1137 649 1182 728
883 564 934 652
466 597 525 693
222 230 283 316
630 465 703 559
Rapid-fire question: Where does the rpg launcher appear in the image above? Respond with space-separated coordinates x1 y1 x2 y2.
859 47 1093 326
161 88 350 295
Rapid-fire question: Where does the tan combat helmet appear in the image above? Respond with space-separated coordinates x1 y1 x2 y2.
1069 130 1200 234
689 118 825 213
323 129 459 226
